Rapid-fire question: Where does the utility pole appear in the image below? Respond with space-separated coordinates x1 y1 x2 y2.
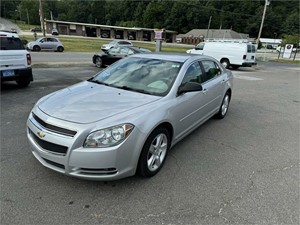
206 16 212 40
256 0 270 45
39 0 46 37
26 9 29 25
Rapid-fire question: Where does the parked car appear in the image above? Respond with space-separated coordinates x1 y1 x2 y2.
27 37 64 52
101 40 132 51
93 46 151 68
0 31 33 87
52 28 59 35
10 27 17 33
27 53 233 181
31 27 42 32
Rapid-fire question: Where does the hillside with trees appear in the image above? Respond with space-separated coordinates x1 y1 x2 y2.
1 0 299 38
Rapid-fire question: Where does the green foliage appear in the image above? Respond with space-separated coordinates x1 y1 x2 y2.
2 0 299 38
281 34 300 47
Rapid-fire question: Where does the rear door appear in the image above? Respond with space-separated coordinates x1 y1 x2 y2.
245 44 256 63
200 60 225 115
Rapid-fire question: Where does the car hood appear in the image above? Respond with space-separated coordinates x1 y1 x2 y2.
38 81 160 124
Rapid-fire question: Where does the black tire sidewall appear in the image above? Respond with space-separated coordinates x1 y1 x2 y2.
137 127 170 177
216 92 230 119
96 57 102 68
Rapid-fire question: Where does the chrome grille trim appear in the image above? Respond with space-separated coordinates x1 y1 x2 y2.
32 113 77 137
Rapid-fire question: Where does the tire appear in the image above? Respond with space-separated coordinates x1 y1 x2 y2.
57 46 64 52
33 45 41 52
95 57 102 68
16 79 30 87
137 127 170 177
220 59 230 69
215 91 231 119
231 65 240 70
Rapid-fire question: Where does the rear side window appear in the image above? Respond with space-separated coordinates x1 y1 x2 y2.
202 60 221 81
0 37 25 50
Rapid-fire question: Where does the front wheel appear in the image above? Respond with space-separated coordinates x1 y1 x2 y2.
137 127 170 177
220 59 230 69
95 56 103 68
215 92 231 119
33 45 41 52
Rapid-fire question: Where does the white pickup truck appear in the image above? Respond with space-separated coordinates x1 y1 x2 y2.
0 31 33 87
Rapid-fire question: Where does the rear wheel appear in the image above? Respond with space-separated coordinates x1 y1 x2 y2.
95 57 102 68
57 46 64 52
220 59 230 69
137 127 170 177
33 45 41 52
231 65 240 70
215 92 231 119
16 79 30 87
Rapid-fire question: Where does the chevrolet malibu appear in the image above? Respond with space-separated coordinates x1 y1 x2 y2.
27 53 233 181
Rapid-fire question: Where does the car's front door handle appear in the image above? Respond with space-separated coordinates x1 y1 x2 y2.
220 79 226 84
203 88 208 94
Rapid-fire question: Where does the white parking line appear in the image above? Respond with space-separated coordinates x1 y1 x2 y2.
233 74 264 81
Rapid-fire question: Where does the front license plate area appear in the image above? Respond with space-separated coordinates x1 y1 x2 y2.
2 70 15 77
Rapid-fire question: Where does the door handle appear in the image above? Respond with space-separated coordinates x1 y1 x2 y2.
220 79 226 84
203 88 208 94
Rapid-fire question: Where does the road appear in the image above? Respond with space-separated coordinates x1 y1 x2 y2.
1 62 299 224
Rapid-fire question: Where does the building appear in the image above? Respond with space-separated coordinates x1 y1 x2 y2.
259 38 282 49
45 20 177 42
178 29 251 45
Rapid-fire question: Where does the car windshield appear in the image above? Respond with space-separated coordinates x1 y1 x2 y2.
90 56 182 96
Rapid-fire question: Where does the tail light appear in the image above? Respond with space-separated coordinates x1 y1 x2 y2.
243 55 246 60
26 54 31 65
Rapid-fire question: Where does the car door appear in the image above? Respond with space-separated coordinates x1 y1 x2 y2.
39 38 48 50
200 60 226 116
104 47 127 65
172 61 211 140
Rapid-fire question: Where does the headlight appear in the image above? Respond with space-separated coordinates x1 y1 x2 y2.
84 124 134 148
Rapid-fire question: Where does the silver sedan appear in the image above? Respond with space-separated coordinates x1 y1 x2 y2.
27 53 233 180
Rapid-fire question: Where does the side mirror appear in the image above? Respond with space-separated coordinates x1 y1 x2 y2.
177 82 203 96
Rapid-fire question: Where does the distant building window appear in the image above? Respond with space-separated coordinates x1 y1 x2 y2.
70 24 76 30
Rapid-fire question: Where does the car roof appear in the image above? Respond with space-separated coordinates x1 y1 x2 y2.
0 31 19 38
129 52 208 62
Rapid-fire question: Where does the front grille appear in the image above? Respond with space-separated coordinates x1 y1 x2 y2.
32 113 77 137
30 129 68 155
42 158 65 169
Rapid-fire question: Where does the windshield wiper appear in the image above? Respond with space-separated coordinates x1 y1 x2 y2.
88 79 110 86
117 86 152 95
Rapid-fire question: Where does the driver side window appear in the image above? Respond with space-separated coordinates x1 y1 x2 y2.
182 62 204 84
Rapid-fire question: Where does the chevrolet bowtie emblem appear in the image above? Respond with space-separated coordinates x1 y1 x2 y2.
37 131 45 138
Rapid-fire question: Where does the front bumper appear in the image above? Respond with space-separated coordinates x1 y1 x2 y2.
26 111 145 181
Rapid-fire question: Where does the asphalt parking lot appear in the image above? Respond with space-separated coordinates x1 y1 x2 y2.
1 62 299 224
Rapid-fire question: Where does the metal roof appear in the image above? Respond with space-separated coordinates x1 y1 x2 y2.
182 29 249 39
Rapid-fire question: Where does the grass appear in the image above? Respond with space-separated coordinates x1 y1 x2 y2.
20 34 191 53
269 58 300 64
12 20 38 31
